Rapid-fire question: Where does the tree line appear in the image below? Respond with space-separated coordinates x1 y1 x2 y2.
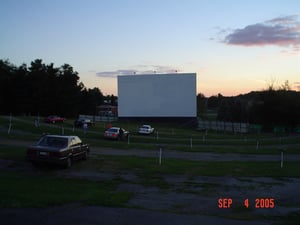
2 58 299 130
197 84 300 131
0 59 115 117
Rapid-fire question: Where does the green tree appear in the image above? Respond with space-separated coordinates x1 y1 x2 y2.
80 87 104 115
0 59 105 117
197 93 207 117
0 59 16 113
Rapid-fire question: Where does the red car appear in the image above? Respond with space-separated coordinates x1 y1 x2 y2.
45 115 65 123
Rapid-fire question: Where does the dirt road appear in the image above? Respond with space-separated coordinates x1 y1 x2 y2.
2 137 300 162
91 147 300 162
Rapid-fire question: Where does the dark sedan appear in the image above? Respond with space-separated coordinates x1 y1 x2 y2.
27 135 89 168
74 118 94 127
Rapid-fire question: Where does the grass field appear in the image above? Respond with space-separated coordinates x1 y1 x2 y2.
1 115 299 154
0 170 131 208
1 115 300 224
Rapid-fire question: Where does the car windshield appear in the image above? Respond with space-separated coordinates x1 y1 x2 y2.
142 125 149 129
108 128 118 133
38 136 68 148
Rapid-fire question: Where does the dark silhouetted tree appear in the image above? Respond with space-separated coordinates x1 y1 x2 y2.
0 59 104 117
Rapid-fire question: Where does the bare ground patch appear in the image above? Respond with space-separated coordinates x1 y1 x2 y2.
1 148 300 224
54 165 300 219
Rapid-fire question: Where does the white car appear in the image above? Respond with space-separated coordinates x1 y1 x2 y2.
138 125 154 135
104 127 129 140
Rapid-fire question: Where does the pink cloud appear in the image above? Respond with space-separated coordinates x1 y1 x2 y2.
294 82 300 91
224 15 300 50
96 65 181 78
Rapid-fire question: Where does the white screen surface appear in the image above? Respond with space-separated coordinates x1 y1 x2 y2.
118 73 196 117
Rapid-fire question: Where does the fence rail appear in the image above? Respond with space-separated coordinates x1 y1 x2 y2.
198 120 250 133
79 114 118 122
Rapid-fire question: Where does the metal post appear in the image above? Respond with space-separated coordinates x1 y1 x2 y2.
159 147 162 165
190 137 193 149
280 151 284 168
8 113 12 134
7 123 12 134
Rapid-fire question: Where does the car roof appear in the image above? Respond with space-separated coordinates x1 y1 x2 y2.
42 135 78 139
109 127 120 129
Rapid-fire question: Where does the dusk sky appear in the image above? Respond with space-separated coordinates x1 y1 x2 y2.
1 0 299 96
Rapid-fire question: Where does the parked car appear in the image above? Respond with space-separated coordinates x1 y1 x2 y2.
27 135 89 168
45 115 65 124
74 118 94 127
104 127 129 140
138 125 154 134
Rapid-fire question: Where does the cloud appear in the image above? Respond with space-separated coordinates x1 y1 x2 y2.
294 82 300 91
96 70 137 78
96 65 181 78
223 15 300 50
